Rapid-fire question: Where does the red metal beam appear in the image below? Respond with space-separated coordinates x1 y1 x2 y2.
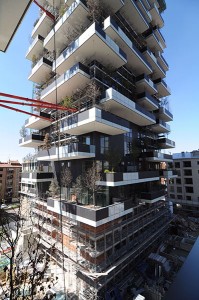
0 92 77 113
33 0 55 21
0 103 51 121
0 99 73 111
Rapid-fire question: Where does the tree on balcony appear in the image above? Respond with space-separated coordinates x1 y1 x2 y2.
61 166 72 200
61 23 86 55
48 178 60 198
72 175 84 203
84 162 102 207
42 133 51 151
86 0 111 22
86 0 102 22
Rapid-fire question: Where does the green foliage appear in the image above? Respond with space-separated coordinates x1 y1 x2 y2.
60 96 74 108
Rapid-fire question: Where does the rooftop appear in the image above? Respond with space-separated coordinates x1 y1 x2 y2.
173 150 199 159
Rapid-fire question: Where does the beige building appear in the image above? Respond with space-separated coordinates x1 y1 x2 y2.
168 150 199 215
0 160 21 203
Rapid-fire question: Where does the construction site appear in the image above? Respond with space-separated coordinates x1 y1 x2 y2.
0 0 186 299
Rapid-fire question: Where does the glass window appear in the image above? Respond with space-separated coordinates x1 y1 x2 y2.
100 136 109 154
82 136 91 145
177 187 182 193
183 161 191 167
185 186 194 193
169 186 174 192
185 178 193 184
176 178 181 184
124 129 133 155
184 169 192 176
177 195 182 200
175 162 180 168
186 196 191 201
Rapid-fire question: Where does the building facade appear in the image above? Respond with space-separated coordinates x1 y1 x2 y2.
168 150 199 215
0 160 21 203
19 0 176 298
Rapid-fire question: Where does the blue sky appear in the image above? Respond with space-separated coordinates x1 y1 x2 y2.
0 1 198 162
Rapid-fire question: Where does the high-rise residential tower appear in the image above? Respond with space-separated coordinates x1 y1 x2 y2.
19 0 176 298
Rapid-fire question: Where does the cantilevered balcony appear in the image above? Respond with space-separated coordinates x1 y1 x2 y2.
135 0 152 23
104 17 152 75
140 151 173 162
21 171 53 182
153 78 171 97
141 47 166 79
28 57 53 84
150 3 164 28
31 12 54 39
156 51 169 72
150 119 170 133
136 74 157 94
60 107 130 136
25 112 51 130
100 0 124 14
120 0 150 34
26 35 44 60
101 88 156 126
44 0 90 52
37 143 95 161
19 134 44 148
99 171 160 186
47 199 135 227
154 28 166 49
143 28 164 52
54 22 127 75
157 137 175 149
141 0 151 10
136 92 159 111
139 189 166 203
40 63 90 103
156 107 173 122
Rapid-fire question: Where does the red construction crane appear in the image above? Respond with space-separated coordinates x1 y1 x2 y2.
32 0 55 21
0 92 77 121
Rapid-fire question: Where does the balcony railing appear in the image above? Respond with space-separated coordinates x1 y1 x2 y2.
137 92 159 107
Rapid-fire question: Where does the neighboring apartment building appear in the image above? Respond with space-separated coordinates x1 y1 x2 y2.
0 160 21 203
168 150 199 215
19 0 176 298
